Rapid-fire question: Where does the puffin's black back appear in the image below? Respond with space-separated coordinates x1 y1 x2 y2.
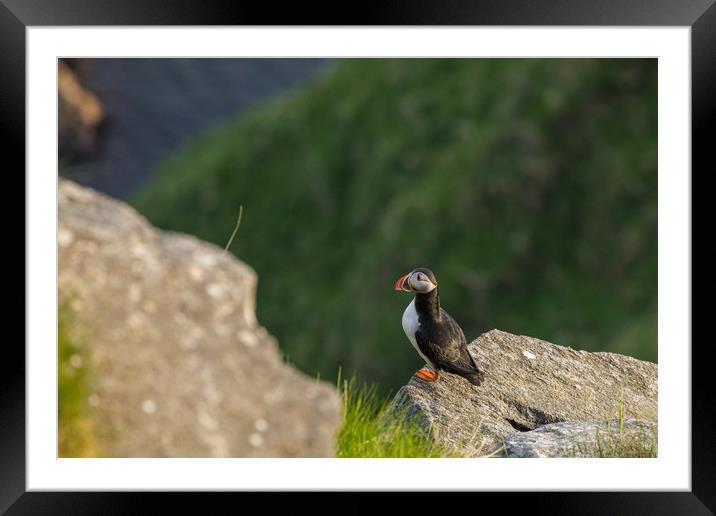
411 274 484 386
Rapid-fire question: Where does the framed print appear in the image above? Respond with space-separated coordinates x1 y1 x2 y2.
4 0 711 513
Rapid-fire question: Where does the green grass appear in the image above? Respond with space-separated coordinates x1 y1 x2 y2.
589 424 656 458
336 376 455 457
568 421 658 458
133 58 658 393
58 303 97 457
568 392 657 458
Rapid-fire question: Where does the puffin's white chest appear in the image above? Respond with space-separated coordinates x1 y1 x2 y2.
401 299 434 368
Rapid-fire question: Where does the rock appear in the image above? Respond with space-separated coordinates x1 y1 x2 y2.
59 179 341 457
389 329 657 457
504 419 657 458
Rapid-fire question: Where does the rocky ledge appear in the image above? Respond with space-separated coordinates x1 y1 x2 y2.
504 419 657 458
389 329 657 457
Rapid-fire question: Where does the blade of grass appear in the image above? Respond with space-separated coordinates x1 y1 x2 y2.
223 205 243 254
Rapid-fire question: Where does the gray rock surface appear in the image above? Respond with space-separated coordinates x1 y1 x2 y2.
504 419 657 458
59 179 342 457
389 329 657 457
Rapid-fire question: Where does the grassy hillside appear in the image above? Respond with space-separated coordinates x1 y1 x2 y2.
133 59 657 393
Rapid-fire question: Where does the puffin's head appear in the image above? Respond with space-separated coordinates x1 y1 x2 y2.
394 267 438 294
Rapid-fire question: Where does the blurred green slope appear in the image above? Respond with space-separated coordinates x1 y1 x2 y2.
133 59 657 392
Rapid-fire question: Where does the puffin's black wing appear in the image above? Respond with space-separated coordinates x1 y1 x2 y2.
415 309 483 385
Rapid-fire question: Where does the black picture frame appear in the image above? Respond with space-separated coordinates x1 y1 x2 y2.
4 0 710 513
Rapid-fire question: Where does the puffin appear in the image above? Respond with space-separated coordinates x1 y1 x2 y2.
395 267 484 386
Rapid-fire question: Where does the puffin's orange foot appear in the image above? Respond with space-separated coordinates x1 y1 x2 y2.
415 368 439 382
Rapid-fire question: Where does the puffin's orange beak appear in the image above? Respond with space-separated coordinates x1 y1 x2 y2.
394 273 411 291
